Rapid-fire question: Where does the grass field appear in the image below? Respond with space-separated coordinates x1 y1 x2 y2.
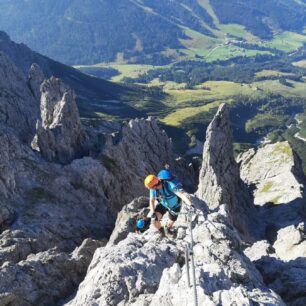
219 24 261 43
75 63 163 82
180 27 219 52
255 70 294 78
163 81 255 105
180 27 272 62
266 32 306 52
292 60 306 68
160 81 261 127
158 77 306 129
253 78 306 97
166 81 257 102
159 100 223 126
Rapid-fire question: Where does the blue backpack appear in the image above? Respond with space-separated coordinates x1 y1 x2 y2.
157 170 182 207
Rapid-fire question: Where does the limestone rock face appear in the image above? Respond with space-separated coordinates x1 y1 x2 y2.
0 52 39 142
255 256 306 306
0 32 192 306
237 142 304 205
0 58 195 304
100 117 196 211
196 103 257 240
0 239 106 306
0 52 195 304
0 149 115 304
108 197 149 246
34 77 86 163
0 76 115 304
66 198 284 306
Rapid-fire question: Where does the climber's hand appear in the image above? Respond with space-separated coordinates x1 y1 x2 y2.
147 210 155 219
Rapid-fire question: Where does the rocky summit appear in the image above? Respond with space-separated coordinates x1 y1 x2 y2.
0 35 305 306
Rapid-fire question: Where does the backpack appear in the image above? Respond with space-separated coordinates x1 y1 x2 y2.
156 169 183 208
157 169 182 191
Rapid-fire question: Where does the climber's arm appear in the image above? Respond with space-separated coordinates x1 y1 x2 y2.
149 196 156 214
175 190 193 206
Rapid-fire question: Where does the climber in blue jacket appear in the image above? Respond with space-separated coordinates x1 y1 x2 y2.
144 170 193 236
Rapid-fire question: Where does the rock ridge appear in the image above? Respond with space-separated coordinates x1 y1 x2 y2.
66 197 285 306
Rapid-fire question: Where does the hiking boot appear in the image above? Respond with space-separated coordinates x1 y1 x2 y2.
164 226 176 238
158 227 165 237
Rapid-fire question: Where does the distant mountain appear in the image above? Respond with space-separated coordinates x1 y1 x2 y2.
210 0 306 39
0 31 162 120
0 0 305 65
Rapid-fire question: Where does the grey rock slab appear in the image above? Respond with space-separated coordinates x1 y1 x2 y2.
66 232 180 306
100 117 196 211
67 201 284 306
273 223 306 261
108 196 149 246
238 142 305 205
244 240 275 261
0 239 104 306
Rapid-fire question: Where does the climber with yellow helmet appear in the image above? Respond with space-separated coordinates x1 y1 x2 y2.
144 171 193 236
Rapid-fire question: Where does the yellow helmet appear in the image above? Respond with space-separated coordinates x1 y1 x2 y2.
144 174 159 189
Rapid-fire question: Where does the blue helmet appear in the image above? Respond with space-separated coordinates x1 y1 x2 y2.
157 169 172 180
136 219 145 229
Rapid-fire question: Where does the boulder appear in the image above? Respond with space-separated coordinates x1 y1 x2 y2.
237 142 304 205
273 223 306 261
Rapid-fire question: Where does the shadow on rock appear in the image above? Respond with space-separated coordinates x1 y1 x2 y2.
254 256 306 306
259 198 306 244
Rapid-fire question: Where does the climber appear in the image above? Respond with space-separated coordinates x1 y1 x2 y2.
144 170 193 236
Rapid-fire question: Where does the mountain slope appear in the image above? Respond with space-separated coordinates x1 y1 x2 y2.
0 0 305 65
210 0 306 39
0 31 164 120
